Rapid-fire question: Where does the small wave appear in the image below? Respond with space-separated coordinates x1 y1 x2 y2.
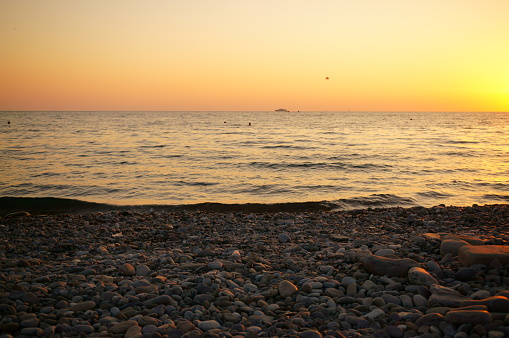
445 140 480 144
175 181 217 187
331 194 416 210
140 145 168 148
416 191 453 198
482 194 509 201
0 197 333 215
261 145 307 149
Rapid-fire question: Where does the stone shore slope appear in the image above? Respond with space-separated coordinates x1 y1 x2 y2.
1 204 508 338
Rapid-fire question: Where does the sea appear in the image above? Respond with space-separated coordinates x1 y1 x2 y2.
1 111 508 211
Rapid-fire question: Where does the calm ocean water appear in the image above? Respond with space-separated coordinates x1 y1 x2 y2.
1 111 508 210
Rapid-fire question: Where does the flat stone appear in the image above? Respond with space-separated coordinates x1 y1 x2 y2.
70 300 96 312
444 310 492 325
279 280 298 297
458 245 509 266
361 255 419 277
415 313 444 327
197 320 221 331
408 267 439 287
427 292 470 308
442 234 486 245
460 296 509 312
144 295 172 306
330 235 349 242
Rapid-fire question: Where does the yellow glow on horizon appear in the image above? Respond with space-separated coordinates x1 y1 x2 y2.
1 0 508 111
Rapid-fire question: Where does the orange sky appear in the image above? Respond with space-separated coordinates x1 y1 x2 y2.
1 0 508 112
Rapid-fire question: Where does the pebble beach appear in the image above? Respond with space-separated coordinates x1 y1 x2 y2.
1 204 509 338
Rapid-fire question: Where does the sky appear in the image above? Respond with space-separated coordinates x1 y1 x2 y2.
1 0 508 112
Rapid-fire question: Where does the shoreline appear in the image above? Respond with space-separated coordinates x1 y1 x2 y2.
0 197 336 216
1 204 509 337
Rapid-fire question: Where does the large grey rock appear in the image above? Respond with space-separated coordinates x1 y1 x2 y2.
440 239 469 256
442 234 486 245
458 245 509 266
408 267 439 287
460 296 509 312
444 310 492 325
361 255 419 277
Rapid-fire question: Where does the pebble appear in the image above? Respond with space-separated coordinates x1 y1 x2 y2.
1 204 509 337
279 280 298 297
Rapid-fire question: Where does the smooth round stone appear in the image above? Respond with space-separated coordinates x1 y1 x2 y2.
197 320 221 331
136 264 150 276
300 283 313 293
118 263 136 276
346 283 357 296
124 325 142 338
400 294 413 308
207 261 223 269
266 304 280 311
21 318 39 328
278 234 291 243
413 294 428 308
308 282 323 289
279 280 298 297
455 268 478 282
109 320 139 334
244 283 258 292
97 245 109 254
374 249 395 257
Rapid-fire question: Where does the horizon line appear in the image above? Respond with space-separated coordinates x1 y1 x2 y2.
2 110 508 113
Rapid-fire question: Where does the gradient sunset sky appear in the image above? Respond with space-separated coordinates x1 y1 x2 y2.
1 0 508 112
